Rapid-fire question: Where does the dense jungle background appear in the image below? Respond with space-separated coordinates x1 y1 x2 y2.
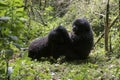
0 0 120 80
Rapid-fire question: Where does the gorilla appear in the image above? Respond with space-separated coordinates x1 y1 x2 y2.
28 25 71 60
68 18 94 60
48 25 72 59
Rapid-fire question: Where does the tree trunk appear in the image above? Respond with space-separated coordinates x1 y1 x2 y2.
104 0 110 52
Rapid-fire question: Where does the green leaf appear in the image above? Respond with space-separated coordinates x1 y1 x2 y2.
8 35 18 41
0 2 9 7
5 49 13 59
0 2 9 10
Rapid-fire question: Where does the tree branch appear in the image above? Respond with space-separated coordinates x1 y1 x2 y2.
94 14 119 47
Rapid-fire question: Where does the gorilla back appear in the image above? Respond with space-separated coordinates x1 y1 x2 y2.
48 25 72 59
28 36 51 60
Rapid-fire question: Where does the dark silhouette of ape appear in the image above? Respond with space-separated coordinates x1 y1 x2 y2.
28 25 71 60
28 36 50 60
69 18 94 60
48 25 72 59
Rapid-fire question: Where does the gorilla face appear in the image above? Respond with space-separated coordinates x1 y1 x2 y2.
48 26 71 44
72 19 91 35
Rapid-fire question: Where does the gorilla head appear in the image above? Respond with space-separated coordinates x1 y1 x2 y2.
72 18 92 35
48 25 71 44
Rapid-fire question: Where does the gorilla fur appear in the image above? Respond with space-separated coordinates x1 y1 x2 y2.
28 36 50 60
48 25 72 59
69 18 94 60
28 25 71 60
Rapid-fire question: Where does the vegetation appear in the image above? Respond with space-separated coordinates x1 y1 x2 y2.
0 0 120 80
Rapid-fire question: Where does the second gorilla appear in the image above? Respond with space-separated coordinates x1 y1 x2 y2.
68 18 94 60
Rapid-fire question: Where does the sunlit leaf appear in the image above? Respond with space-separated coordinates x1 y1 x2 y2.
0 2 9 7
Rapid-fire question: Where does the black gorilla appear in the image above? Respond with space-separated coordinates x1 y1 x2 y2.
48 25 72 59
69 18 94 60
28 25 71 60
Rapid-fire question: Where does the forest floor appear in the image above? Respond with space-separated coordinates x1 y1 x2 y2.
9 48 120 80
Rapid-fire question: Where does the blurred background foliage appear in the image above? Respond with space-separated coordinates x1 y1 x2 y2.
0 0 120 79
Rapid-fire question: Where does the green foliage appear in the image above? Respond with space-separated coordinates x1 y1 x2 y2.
0 0 28 50
0 0 28 79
